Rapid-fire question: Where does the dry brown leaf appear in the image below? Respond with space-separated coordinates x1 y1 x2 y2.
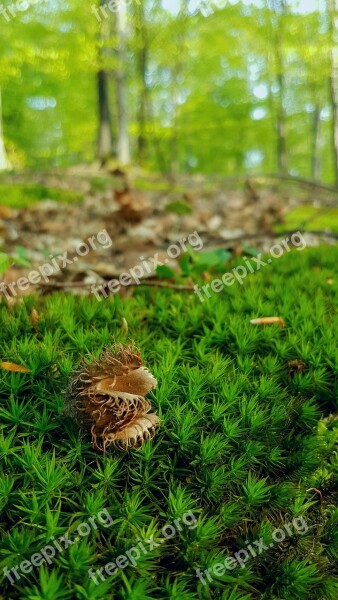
1 361 30 373
31 308 40 329
250 317 285 327
66 344 160 452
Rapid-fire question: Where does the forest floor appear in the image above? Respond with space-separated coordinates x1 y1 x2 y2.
0 169 337 300
0 170 337 599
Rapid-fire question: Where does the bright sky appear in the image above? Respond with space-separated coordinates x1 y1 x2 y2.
162 0 322 15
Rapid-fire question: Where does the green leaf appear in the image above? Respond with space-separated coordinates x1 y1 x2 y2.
14 246 31 268
156 265 176 278
179 254 191 276
242 243 260 257
197 248 231 267
165 201 192 216
0 252 11 275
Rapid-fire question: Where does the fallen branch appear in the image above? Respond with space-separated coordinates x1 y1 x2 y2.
38 280 195 292
139 281 195 291
201 229 338 248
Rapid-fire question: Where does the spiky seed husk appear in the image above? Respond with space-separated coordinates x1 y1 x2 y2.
66 344 160 452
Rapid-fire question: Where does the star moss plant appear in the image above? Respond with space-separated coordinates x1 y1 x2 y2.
0 246 337 599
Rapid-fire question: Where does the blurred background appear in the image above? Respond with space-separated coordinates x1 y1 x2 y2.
0 0 338 292
0 0 336 181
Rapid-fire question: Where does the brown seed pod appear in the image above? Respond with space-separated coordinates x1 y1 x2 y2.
288 359 306 377
66 344 161 452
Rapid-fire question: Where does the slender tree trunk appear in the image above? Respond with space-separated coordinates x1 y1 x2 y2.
275 14 287 174
329 72 338 185
0 89 9 170
311 105 321 181
170 64 180 177
276 69 287 175
116 1 130 165
270 0 287 175
96 0 113 163
170 0 188 177
136 2 149 162
97 70 113 162
328 0 338 186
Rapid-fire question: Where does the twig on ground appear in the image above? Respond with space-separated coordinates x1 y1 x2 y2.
38 280 195 292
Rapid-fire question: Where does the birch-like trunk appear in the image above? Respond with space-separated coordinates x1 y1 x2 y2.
272 0 287 175
116 1 130 165
311 105 321 181
136 1 149 163
0 89 9 171
96 0 113 163
328 0 338 186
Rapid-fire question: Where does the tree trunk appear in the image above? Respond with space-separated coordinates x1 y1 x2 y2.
97 70 113 162
275 16 287 174
170 64 180 177
276 70 287 175
96 0 113 164
311 105 321 181
116 1 130 165
328 0 338 186
136 2 149 163
170 0 189 177
0 89 9 171
270 0 287 175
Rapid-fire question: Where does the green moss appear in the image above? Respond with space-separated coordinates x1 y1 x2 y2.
0 246 337 599
0 183 83 208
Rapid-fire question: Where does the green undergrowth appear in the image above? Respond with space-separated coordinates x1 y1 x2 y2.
0 246 337 599
280 205 338 233
0 183 83 208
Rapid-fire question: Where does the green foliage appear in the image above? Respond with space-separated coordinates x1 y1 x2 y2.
280 205 338 233
0 246 337 598
0 251 11 275
165 201 193 216
156 265 176 279
0 183 83 208
0 1 336 182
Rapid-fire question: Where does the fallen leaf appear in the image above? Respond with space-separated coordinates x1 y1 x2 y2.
250 317 285 327
31 308 40 329
1 361 30 373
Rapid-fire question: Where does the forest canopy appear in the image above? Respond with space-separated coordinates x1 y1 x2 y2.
0 0 337 184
